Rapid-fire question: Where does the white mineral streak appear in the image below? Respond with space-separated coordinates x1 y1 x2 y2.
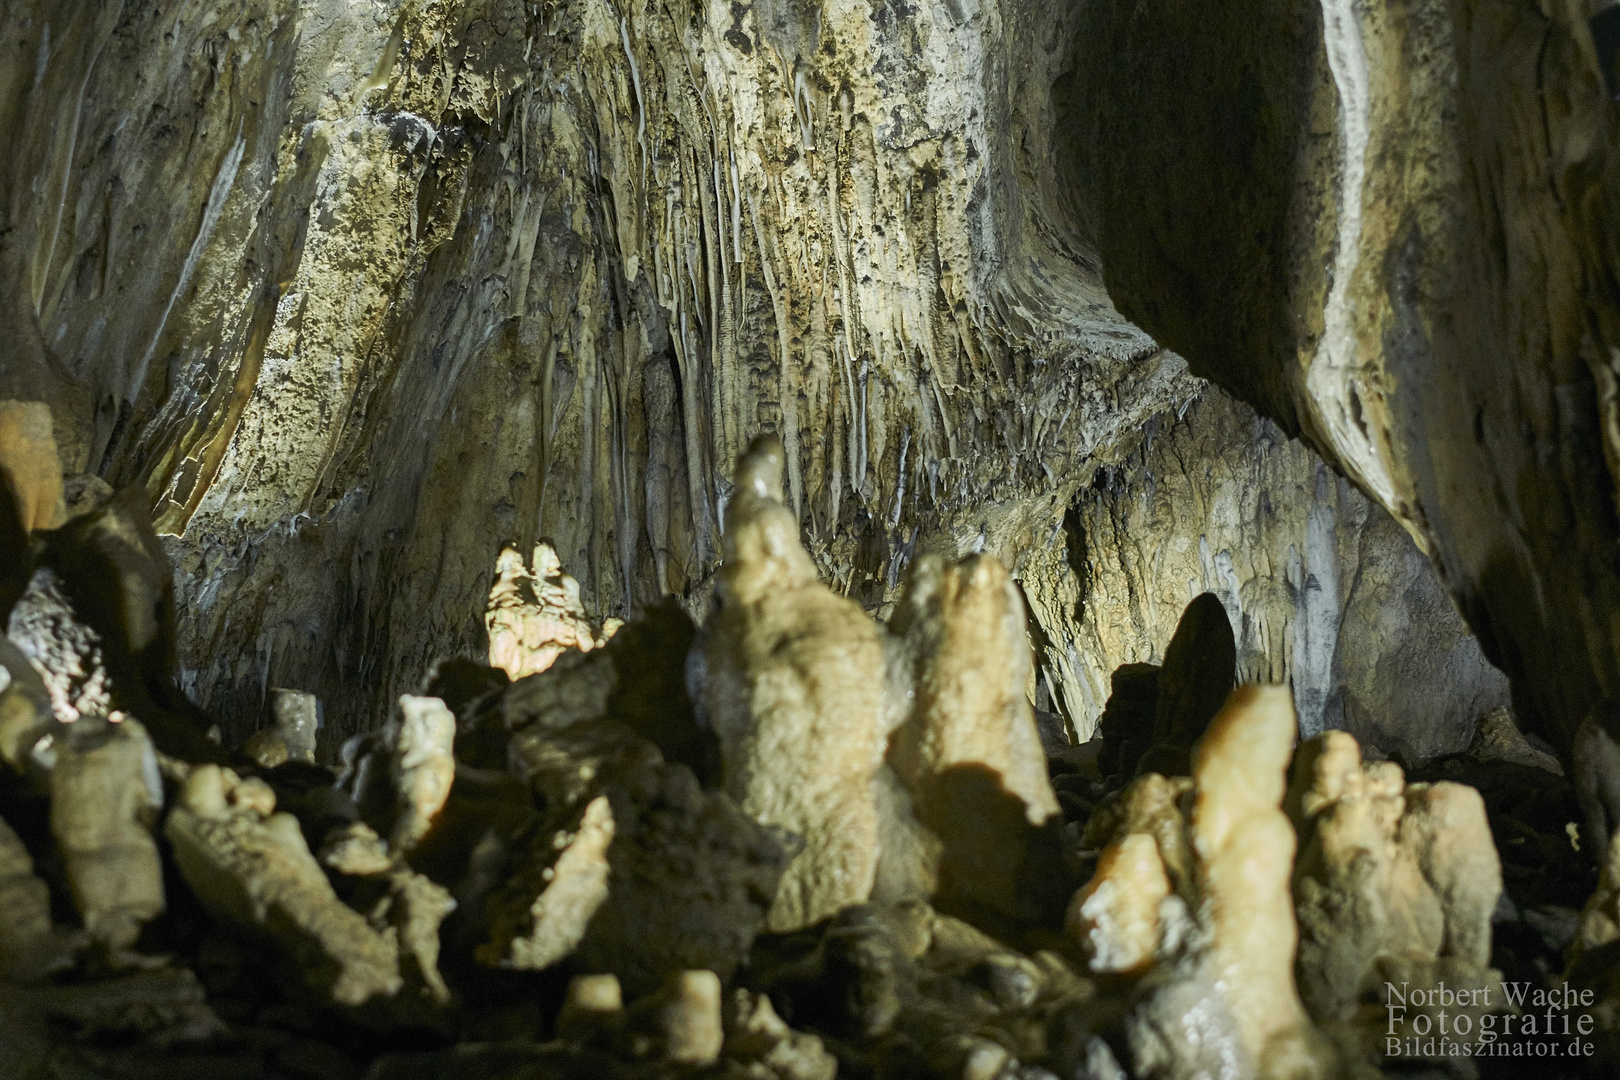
1304 0 1403 524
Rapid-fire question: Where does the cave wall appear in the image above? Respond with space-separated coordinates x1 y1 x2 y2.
1020 387 1510 761
1065 0 1620 755
0 0 1198 738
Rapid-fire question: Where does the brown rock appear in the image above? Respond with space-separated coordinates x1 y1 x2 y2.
0 814 75 980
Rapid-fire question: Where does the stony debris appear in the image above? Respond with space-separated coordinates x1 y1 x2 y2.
703 435 888 932
165 762 404 1006
1066 832 1172 975
722 988 838 1080
624 969 724 1066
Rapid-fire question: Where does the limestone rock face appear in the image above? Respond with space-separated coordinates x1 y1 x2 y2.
1064 0 1620 758
0 0 1198 737
704 436 887 932
1026 389 1509 759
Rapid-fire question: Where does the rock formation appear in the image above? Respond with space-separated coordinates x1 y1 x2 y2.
1287 730 1504 1025
1028 390 1511 758
703 435 889 932
1064 0 1620 764
5 0 1620 1075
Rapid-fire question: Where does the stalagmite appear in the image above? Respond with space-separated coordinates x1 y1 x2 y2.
704 435 887 932
49 716 165 956
1287 729 1504 1026
390 694 456 852
0 402 65 533
1066 832 1171 975
486 542 617 680
164 764 403 1007
1189 685 1325 1077
888 552 1062 920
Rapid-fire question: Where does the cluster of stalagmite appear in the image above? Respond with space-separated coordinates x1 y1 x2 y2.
0 424 1613 1078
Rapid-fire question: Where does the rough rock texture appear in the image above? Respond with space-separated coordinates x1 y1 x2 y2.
0 0 1197 735
1065 0 1620 759
164 762 404 1007
887 550 1062 921
49 715 166 954
1065 831 1170 976
1286 730 1504 1023
704 436 887 932
486 684 790 996
487 542 616 681
1025 389 1510 758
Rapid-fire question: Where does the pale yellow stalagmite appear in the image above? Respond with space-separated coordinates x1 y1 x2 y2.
0 402 65 533
1189 684 1324 1078
890 554 1059 825
888 551 1060 918
1288 728 1502 1026
50 716 165 954
704 435 886 932
1066 832 1170 974
390 695 456 853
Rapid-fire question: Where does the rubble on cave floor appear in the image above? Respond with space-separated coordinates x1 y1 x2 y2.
1 427 1618 1079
